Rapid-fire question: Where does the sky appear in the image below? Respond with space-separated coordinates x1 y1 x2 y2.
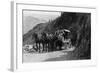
23 10 61 34
23 10 61 21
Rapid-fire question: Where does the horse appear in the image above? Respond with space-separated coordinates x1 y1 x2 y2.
32 33 42 53
40 32 49 52
46 33 57 51
54 31 64 50
47 32 63 51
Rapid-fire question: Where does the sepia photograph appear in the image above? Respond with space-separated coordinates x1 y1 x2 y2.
22 10 91 63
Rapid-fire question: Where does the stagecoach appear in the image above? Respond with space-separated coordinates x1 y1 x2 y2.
56 29 72 50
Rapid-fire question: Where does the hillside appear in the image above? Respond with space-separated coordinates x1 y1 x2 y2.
23 16 46 34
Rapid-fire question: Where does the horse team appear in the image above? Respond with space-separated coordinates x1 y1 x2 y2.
31 29 71 53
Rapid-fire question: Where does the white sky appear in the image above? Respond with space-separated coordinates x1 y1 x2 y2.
23 10 61 21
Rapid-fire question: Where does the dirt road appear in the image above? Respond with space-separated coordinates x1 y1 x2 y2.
23 47 75 62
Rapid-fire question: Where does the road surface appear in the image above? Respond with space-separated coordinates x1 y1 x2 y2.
23 47 75 62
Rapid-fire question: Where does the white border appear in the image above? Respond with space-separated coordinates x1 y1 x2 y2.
12 1 97 71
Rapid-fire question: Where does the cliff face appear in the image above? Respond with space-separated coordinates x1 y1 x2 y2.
55 12 91 59
23 12 91 59
56 12 91 59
